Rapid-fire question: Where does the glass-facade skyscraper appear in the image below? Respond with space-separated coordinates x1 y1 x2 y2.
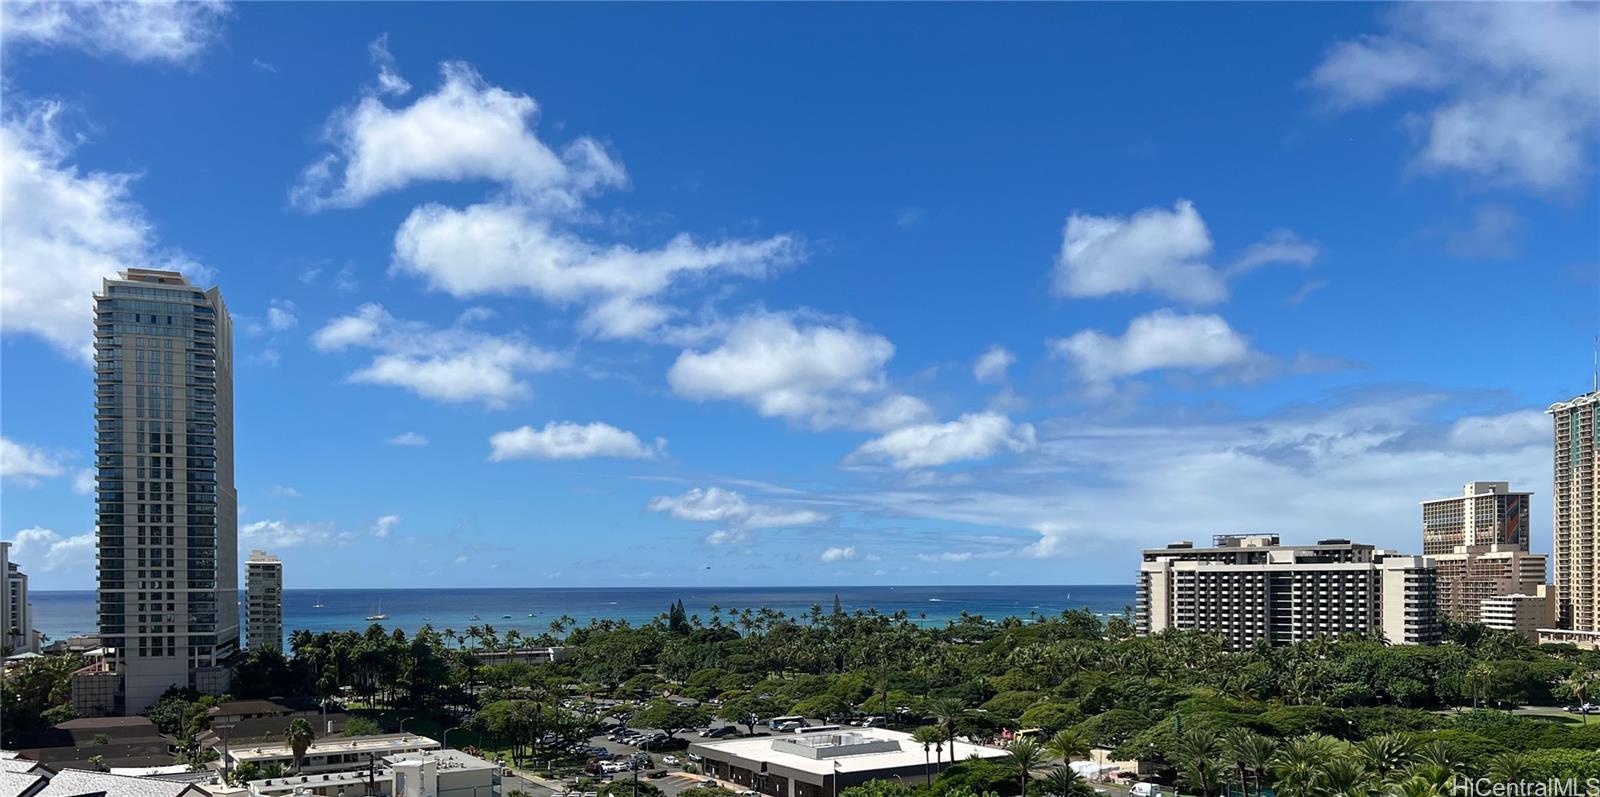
94 269 237 714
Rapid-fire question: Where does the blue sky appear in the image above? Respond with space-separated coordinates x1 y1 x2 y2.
1 2 1596 590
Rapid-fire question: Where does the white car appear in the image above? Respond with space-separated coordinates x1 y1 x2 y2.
662 756 682 766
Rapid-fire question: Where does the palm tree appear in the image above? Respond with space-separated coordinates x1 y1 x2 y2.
1174 728 1224 797
1224 728 1276 797
1386 776 1444 797
1560 673 1593 724
912 725 943 785
1486 752 1533 783
1006 738 1045 797
1353 734 1413 780
1045 729 1090 765
1042 765 1093 797
930 697 966 762
284 717 316 774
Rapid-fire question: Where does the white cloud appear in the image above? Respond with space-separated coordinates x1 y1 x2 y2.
820 546 857 563
1226 230 1320 276
648 487 827 545
0 437 66 486
368 33 411 97
1052 200 1317 303
0 0 229 63
973 346 1016 384
387 432 429 447
1447 409 1549 451
1445 206 1522 260
266 299 298 331
311 303 566 407
669 312 920 429
72 468 95 496
392 201 798 340
241 519 352 549
0 101 205 360
849 413 1037 470
4 527 93 571
1309 3 1600 192
488 421 661 461
371 514 401 538
268 485 300 498
1052 310 1257 382
835 394 1553 564
291 61 624 211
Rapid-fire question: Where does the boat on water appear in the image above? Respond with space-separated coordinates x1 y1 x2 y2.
366 600 387 621
313 595 324 608
500 614 512 619
469 614 481 621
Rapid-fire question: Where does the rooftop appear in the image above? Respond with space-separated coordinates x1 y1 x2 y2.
691 729 1007 775
227 733 438 764
33 768 209 797
385 748 498 772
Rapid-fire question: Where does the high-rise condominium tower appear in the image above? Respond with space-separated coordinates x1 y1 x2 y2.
1551 391 1599 635
94 269 238 714
245 550 283 652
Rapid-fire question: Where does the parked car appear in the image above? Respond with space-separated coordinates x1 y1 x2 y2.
1131 783 1162 797
703 726 739 738
662 756 682 766
700 779 719 787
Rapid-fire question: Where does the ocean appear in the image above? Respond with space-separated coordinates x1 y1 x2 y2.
29 584 1137 647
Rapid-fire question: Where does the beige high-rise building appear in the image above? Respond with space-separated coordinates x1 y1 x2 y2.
1136 534 1440 649
1481 586 1556 641
1551 391 1599 638
90 269 238 715
246 550 283 652
1 541 38 655
1421 482 1532 556
1432 546 1547 623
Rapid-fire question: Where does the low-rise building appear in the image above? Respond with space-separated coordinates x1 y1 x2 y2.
221 733 440 776
1480 586 1556 640
689 728 1008 797
475 646 566 666
1137 534 1441 649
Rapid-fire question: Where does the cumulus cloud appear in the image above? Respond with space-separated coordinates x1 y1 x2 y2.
241 519 352 548
371 514 401 538
0 437 66 486
972 346 1016 384
1052 200 1318 304
311 303 565 407
266 299 298 331
1051 310 1259 383
292 61 623 211
849 413 1037 470
1309 3 1600 192
387 432 429 447
0 0 229 63
820 546 857 563
392 201 798 339
4 527 93 571
268 485 300 498
648 486 827 545
0 101 205 360
668 312 923 429
72 468 95 496
488 421 661 461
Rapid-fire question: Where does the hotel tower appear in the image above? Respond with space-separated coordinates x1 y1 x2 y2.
1550 390 1600 640
92 269 238 714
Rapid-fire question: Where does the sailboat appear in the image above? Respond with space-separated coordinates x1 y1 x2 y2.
366 600 387 621
313 595 324 609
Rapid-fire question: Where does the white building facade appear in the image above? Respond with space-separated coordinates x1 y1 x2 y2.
1136 534 1441 649
245 550 283 652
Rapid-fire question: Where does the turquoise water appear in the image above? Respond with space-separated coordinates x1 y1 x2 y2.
30 584 1137 646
